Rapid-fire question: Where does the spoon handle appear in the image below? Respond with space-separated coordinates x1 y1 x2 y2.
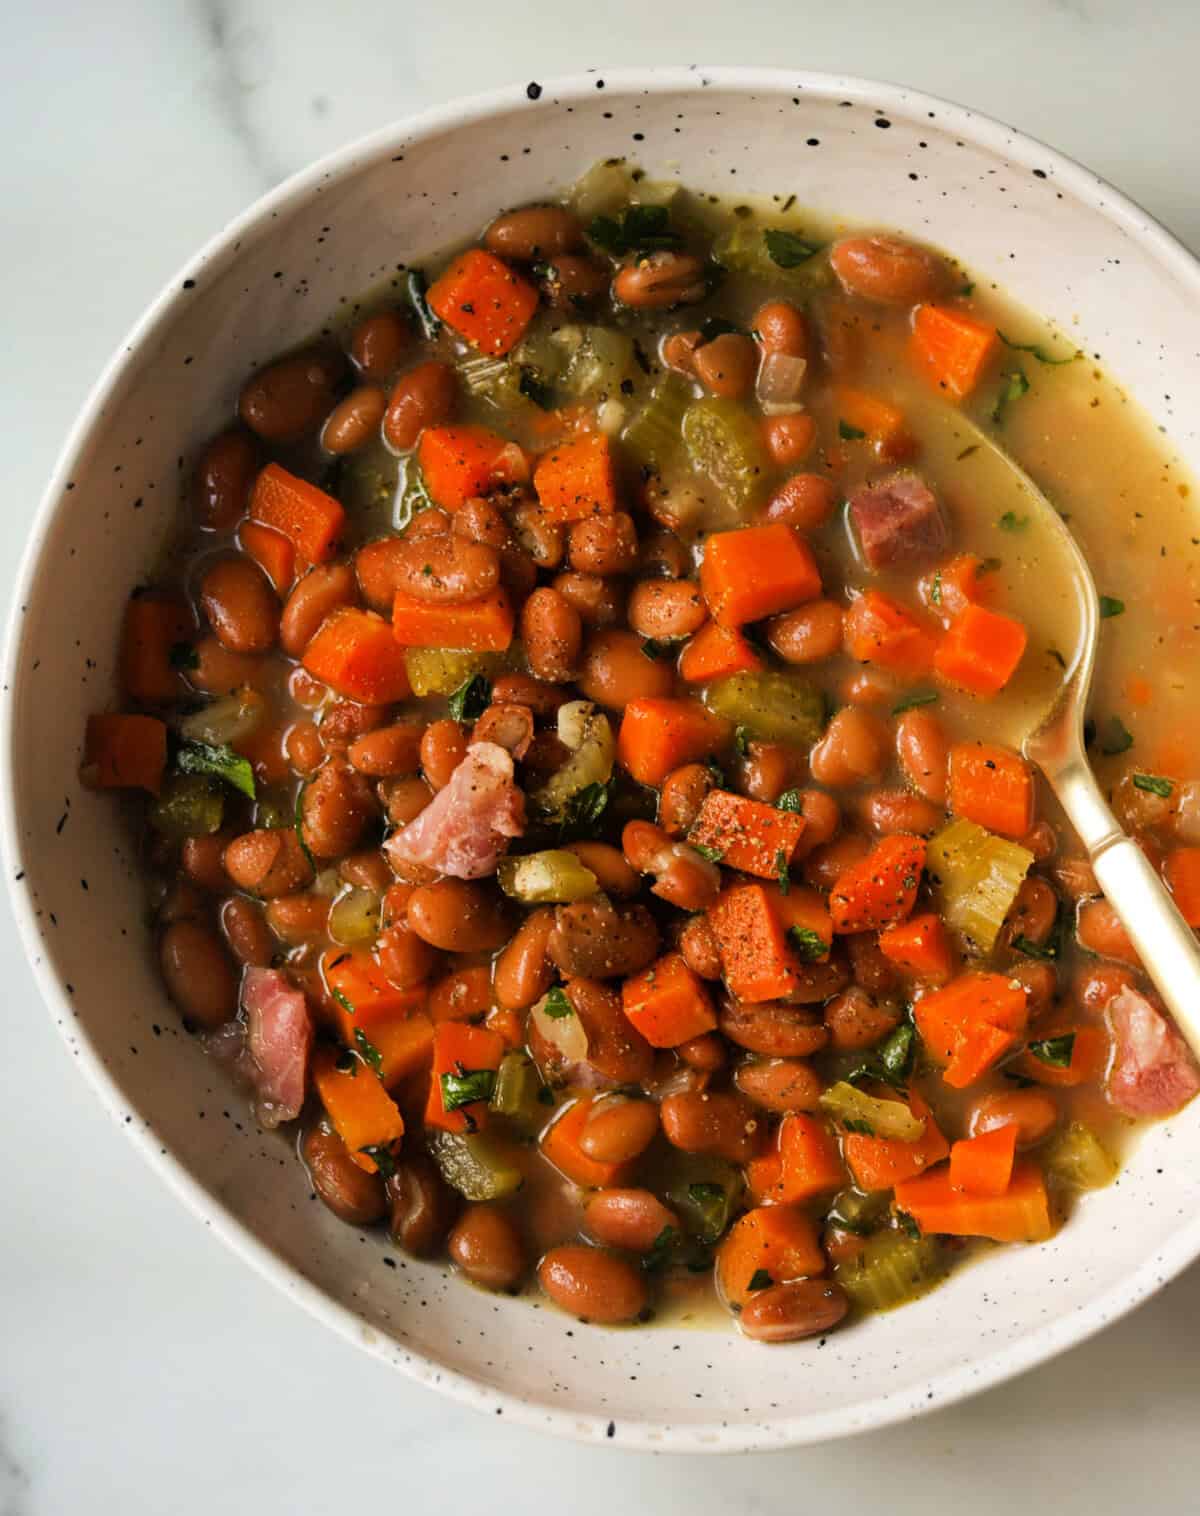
1053 761 1200 1056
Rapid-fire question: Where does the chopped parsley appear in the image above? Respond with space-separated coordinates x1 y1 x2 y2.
929 570 943 606
177 740 256 800
693 843 725 864
358 1144 399 1179
559 779 612 837
747 1268 774 1292
330 986 355 1018
541 985 574 1019
896 1210 921 1240
788 925 828 962
1133 773 1173 798
1099 595 1125 620
587 203 681 258
518 366 555 409
775 847 791 894
168 640 199 671
997 330 1078 365
1013 934 1058 962
775 789 803 813
642 1225 680 1274
998 510 1030 532
878 1022 916 1085
733 725 751 757
440 1067 497 1112
842 1118 874 1136
991 369 1030 424
353 1028 383 1074
763 228 822 267
447 672 492 722
892 690 939 716
838 419 867 441
1095 716 1134 757
698 315 746 344
640 637 680 661
1028 1033 1076 1068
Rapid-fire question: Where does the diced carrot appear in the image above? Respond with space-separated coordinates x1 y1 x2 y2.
81 713 167 793
424 1022 505 1135
910 304 999 400
302 607 413 702
1010 1023 1109 1088
622 952 717 1048
429 964 492 1023
895 1159 1053 1242
323 948 428 1031
948 741 1034 839
485 1003 526 1048
249 463 345 564
238 519 295 596
1125 675 1153 709
919 553 988 625
688 789 806 880
416 424 524 511
532 433 618 521
1165 846 1200 928
699 523 822 628
842 1090 950 1191
844 589 937 676
764 883 834 964
716 1205 825 1308
829 834 926 933
616 697 731 787
426 248 538 356
949 1124 1017 1197
707 882 799 1002
914 971 1029 1088
748 1114 846 1204
678 621 764 684
120 596 192 702
390 586 515 652
312 1045 406 1174
358 1011 435 1088
834 385 906 442
540 1095 630 1189
934 603 1027 697
877 912 956 984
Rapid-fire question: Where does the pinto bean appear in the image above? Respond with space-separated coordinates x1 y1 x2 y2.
628 579 706 640
693 333 757 399
896 708 949 804
553 571 623 627
1004 876 1059 946
720 999 831 1057
406 508 452 540
754 300 808 358
585 1190 679 1253
280 562 359 657
220 895 274 967
660 1091 759 1163
659 763 717 836
564 841 640 898
300 760 376 858
380 774 434 828
661 329 703 375
1054 855 1098 901
510 500 565 568
181 834 230 892
568 513 639 576
762 413 816 468
809 707 888 788
288 667 327 708
286 720 324 776
349 310 409 381
448 1206 526 1292
842 667 897 707
560 978 654 1084
453 496 509 548
541 254 610 308
766 601 844 664
485 205 582 260
579 1097 660 1164
613 251 706 310
968 1089 1059 1147
265 893 330 945
321 384 386 454
383 360 457 451
737 741 803 804
303 1125 387 1225
803 833 871 890
199 557 279 654
790 790 841 859
857 787 942 837
538 1244 648 1324
763 472 836 531
845 932 899 994
223 829 314 897
1114 772 1175 833
823 986 901 1050
194 428 258 530
679 915 722 980
420 719 468 790
678 1031 726 1071
577 627 674 707
639 529 689 580
490 671 567 718
739 1280 848 1342
388 535 501 604
830 234 945 304
1073 961 1138 1014
239 349 340 442
348 722 424 777
319 700 387 755
734 1058 823 1113
1076 899 1141 965
187 636 267 695
1010 960 1057 1016
388 1155 457 1256
159 920 238 1029
407 880 512 953
493 907 557 1011
471 703 534 759
522 587 582 683
338 850 392 892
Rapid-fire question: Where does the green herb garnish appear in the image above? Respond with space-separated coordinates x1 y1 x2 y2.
358 1144 399 1179
447 672 492 722
541 985 574 1019
763 228 822 267
733 725 750 757
998 510 1030 532
698 316 745 344
640 637 680 662
440 1068 497 1112
1096 716 1134 757
842 1118 874 1136
896 1210 921 1240
1013 935 1058 962
747 1268 774 1292
776 789 803 813
1133 773 1173 798
1099 595 1125 620
892 690 939 716
788 925 828 962
929 571 943 607
991 369 1031 424
838 419 867 441
518 366 555 409
559 779 612 837
1028 1033 1076 1068
642 1225 680 1274
177 740 256 800
353 1028 383 1074
878 1023 916 1085
997 331 1077 365
587 203 681 258
693 843 725 864
168 641 199 671
776 847 790 895
330 986 355 1018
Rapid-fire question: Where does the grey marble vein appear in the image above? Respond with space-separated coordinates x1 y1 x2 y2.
0 1410 31 1516
191 0 289 193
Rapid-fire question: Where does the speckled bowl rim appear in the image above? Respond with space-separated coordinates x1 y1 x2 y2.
7 65 1200 1454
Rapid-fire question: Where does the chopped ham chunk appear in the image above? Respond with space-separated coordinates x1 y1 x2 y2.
1106 986 1200 1118
242 967 313 1128
849 472 947 570
385 740 524 880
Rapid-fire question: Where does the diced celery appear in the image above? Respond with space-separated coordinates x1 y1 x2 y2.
927 818 1034 955
682 398 770 512
458 354 522 405
621 371 692 474
1042 1121 1118 1192
819 1082 926 1141
702 670 826 747
554 325 636 402
826 1187 890 1236
328 888 382 946
570 158 636 221
663 1157 744 1243
427 1129 524 1201
497 849 599 903
834 1229 945 1312
489 1051 546 1127
179 689 267 748
713 221 833 290
403 647 502 698
529 701 615 822
148 774 224 840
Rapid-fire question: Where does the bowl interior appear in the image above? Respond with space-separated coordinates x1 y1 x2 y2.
9 72 1200 1451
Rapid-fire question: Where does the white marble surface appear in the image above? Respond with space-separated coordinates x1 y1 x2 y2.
4 2 1200 1509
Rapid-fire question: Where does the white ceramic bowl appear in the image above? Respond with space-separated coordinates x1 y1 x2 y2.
7 67 1200 1453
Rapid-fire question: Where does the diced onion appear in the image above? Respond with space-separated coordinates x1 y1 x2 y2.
531 992 589 1065
755 351 808 415
179 689 267 747
497 849 599 903
597 399 626 436
819 1081 926 1142
328 887 381 945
